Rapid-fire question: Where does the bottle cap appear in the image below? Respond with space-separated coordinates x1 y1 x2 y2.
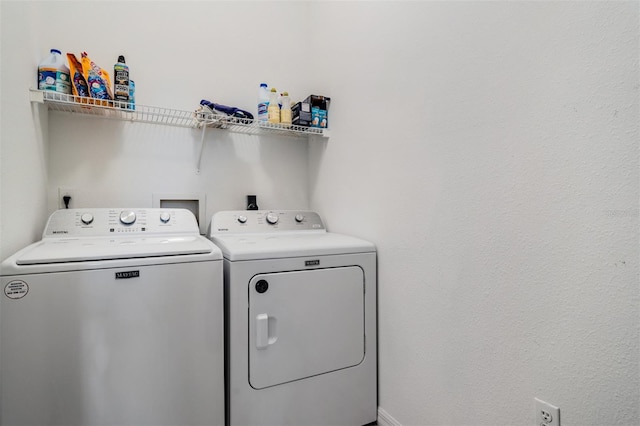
260 83 267 87
270 88 277 93
118 55 126 63
283 91 289 96
51 49 61 54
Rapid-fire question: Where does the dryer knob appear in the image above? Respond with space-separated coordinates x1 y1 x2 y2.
237 215 247 224
266 213 279 225
159 212 171 223
119 210 136 225
295 214 305 223
81 213 94 225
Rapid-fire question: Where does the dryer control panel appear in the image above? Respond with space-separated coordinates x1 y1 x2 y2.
210 210 325 234
42 208 200 238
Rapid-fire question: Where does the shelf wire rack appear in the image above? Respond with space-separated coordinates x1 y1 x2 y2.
29 89 328 138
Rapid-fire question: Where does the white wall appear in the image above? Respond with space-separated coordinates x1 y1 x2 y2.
309 1 639 425
0 1 51 260
1 1 318 258
1 1 638 426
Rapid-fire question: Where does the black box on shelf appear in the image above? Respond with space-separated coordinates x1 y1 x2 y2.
309 95 330 128
292 100 312 127
292 94 330 128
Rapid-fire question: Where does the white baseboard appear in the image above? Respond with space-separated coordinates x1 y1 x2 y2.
377 407 402 426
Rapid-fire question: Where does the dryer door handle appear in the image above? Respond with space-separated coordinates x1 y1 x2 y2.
256 313 278 349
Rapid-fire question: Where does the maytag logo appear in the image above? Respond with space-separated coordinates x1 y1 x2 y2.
52 230 68 234
115 270 140 279
305 260 320 267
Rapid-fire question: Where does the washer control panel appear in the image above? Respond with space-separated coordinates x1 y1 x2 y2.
210 210 325 234
43 208 200 237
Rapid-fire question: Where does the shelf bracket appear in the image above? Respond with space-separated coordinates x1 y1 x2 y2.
196 124 207 174
30 89 44 103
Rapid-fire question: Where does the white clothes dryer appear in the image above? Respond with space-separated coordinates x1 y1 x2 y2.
208 210 377 426
1 208 225 426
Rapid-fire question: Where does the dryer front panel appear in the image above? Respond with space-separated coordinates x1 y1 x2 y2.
248 266 365 389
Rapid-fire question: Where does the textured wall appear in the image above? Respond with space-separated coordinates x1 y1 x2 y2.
309 2 639 425
0 1 318 258
0 2 50 260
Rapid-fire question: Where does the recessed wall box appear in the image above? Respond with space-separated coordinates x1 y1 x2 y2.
152 193 206 234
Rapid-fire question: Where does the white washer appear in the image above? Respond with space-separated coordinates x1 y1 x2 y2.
1 208 225 426
209 210 377 426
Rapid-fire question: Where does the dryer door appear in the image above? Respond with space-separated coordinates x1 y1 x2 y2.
248 266 365 389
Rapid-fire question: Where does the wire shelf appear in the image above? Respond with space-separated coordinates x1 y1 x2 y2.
30 89 329 138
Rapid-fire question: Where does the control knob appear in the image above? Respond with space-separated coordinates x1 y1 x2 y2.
81 213 94 225
295 214 305 223
119 210 136 225
266 212 279 225
159 212 171 223
237 215 247 224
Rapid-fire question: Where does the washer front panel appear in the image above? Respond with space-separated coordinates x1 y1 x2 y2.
1 257 225 426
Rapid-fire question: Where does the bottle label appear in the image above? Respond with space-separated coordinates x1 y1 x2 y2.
38 67 71 93
128 80 136 110
281 109 292 125
258 102 268 119
268 104 280 123
114 66 129 103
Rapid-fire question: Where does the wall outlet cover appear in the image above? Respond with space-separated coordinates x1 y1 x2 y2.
535 398 560 426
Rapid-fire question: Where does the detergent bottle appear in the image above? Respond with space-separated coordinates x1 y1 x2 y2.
280 91 292 127
113 55 130 107
38 49 71 94
268 88 280 124
258 83 269 121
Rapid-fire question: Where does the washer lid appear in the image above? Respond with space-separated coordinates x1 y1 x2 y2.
14 235 219 265
210 232 375 261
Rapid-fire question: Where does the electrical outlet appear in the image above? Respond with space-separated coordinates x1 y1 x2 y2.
58 187 75 209
535 398 560 426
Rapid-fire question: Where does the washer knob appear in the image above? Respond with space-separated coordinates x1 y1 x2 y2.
295 214 305 223
237 215 247 224
81 213 94 225
119 210 136 225
159 212 171 223
266 212 279 225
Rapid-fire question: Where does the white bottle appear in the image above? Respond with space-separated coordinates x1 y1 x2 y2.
38 49 71 94
280 91 292 127
258 83 269 122
268 88 280 124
